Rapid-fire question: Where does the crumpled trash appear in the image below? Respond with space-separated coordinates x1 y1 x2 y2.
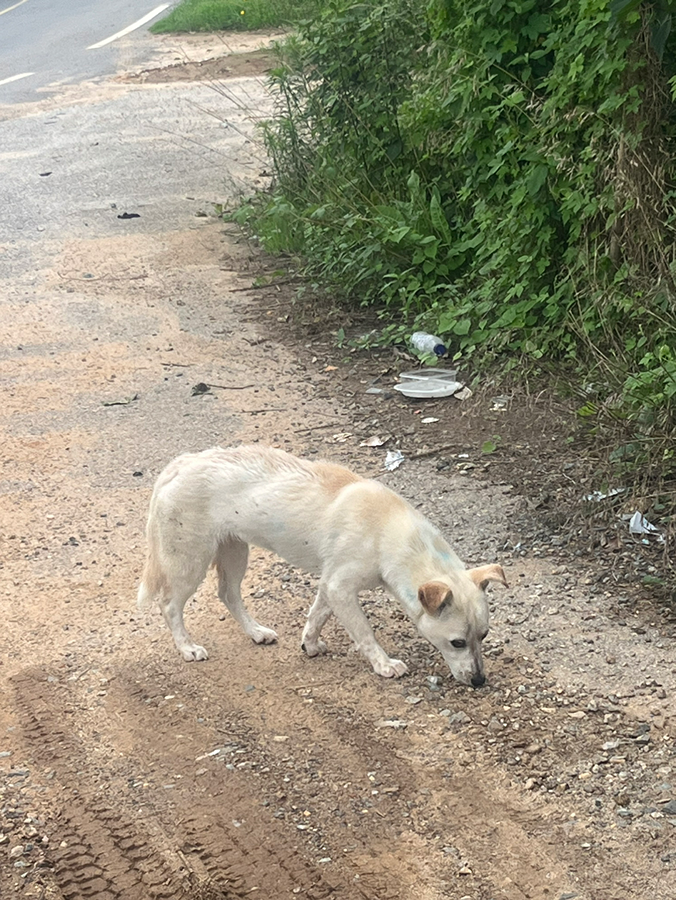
421 416 439 424
490 396 509 411
454 386 473 401
584 488 625 502
385 450 405 471
629 511 664 542
360 435 387 447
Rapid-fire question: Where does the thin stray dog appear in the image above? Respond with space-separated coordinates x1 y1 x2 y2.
138 445 507 686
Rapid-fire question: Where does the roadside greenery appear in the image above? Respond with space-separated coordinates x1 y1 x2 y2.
151 0 320 33
237 0 676 487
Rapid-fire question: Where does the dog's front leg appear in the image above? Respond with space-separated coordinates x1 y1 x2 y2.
324 573 408 678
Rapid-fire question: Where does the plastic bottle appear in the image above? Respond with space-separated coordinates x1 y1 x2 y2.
410 331 447 357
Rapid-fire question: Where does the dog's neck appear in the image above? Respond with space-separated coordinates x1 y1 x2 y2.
382 527 464 624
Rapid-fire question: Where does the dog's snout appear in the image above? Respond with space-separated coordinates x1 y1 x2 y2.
471 673 486 688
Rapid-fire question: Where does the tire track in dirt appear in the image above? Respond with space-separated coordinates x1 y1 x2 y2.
13 668 191 900
11 666 376 900
106 659 575 900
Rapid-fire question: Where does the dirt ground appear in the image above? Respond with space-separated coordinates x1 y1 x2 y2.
1 30 675 900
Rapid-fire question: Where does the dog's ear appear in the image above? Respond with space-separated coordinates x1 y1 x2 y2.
468 564 508 591
418 581 453 616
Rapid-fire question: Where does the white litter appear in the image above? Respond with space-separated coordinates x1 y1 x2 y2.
629 511 664 541
490 396 509 411
394 381 463 399
454 386 473 401
385 450 405 471
394 368 464 399
584 488 625 502
421 417 439 424
360 435 386 447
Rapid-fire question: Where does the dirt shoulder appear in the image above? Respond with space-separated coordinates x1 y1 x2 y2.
0 32 674 900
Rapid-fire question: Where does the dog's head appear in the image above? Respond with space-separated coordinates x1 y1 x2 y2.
415 564 507 687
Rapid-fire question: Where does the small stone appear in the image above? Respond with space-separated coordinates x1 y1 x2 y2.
661 800 676 815
448 711 471 726
0 751 12 759
9 845 23 859
458 865 472 875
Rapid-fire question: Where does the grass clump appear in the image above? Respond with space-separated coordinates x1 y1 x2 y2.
150 0 320 33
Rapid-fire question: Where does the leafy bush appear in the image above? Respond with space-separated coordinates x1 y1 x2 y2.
241 0 676 443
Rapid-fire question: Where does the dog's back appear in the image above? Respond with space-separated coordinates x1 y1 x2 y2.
139 446 364 599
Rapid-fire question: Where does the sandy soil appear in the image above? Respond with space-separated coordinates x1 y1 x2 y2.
1 31 675 900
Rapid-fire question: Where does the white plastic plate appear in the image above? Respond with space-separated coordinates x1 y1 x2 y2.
393 380 464 398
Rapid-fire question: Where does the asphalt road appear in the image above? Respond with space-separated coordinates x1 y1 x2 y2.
0 0 177 104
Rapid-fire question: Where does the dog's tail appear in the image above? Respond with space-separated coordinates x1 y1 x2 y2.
136 548 167 610
136 575 152 610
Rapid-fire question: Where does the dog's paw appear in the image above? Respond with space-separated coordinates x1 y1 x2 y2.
301 639 327 657
181 644 209 662
374 657 408 678
250 625 278 645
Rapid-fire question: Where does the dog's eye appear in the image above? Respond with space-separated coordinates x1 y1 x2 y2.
451 639 466 649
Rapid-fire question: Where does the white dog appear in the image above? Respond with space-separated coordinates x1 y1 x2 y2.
138 445 507 685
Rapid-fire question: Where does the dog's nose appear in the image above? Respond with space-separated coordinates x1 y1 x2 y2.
471 673 486 688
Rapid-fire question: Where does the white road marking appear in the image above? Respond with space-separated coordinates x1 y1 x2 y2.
0 71 35 86
0 0 31 17
86 4 169 50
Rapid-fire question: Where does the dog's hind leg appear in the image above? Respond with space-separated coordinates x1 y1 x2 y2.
140 542 211 661
160 572 211 662
215 538 277 644
301 586 331 657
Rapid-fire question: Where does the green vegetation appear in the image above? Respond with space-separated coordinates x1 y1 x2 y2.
236 0 676 491
150 0 320 33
